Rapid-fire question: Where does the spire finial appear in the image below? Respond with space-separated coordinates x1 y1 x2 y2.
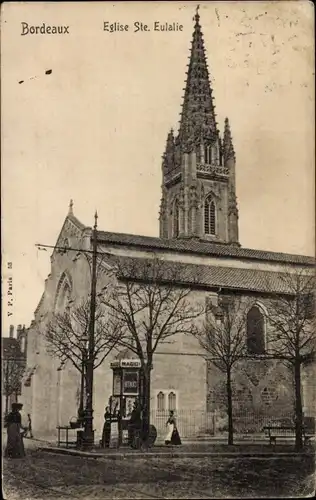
94 210 98 230
195 4 200 23
68 199 74 215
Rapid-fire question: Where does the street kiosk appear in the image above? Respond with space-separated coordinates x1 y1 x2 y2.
110 358 143 445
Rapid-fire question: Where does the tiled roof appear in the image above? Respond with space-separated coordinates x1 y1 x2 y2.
115 256 311 295
97 230 314 266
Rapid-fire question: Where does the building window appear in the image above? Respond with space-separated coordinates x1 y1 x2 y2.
204 145 212 164
246 306 265 355
173 199 180 237
204 197 216 235
157 391 165 411
168 391 176 411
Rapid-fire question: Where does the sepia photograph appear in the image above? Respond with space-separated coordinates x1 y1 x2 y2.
1 1 315 498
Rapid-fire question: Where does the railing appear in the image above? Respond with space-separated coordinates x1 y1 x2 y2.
164 169 181 184
149 409 315 438
197 163 229 176
150 410 215 440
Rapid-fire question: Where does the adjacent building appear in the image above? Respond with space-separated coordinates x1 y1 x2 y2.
2 325 28 415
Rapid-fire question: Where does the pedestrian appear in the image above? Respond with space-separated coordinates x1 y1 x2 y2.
101 406 111 448
165 410 181 446
128 401 142 448
4 403 26 458
24 413 33 439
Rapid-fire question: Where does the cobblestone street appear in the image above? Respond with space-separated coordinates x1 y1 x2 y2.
3 443 315 499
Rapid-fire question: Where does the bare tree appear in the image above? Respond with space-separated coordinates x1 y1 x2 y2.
2 357 26 415
266 267 315 450
194 294 250 445
102 256 204 443
45 299 121 407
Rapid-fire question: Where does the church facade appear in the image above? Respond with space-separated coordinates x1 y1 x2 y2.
22 12 315 440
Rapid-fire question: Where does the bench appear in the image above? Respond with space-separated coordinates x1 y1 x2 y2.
263 425 315 446
57 426 84 448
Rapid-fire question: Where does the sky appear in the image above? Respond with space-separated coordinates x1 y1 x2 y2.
1 1 315 334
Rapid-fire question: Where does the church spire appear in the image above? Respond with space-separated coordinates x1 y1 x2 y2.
178 5 217 151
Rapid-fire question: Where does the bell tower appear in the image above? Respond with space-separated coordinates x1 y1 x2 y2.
159 7 239 245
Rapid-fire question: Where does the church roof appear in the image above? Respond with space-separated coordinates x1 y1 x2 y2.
97 230 314 267
114 255 312 295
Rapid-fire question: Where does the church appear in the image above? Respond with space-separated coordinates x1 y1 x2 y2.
22 11 315 441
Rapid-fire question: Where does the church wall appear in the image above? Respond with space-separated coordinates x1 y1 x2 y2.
302 363 316 415
152 352 207 412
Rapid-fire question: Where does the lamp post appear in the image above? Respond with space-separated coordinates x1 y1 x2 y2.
82 211 98 449
78 335 89 424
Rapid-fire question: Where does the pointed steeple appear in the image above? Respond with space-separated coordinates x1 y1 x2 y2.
223 117 235 162
178 6 217 151
162 128 177 172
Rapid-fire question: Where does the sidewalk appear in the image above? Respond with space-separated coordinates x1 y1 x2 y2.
36 440 315 460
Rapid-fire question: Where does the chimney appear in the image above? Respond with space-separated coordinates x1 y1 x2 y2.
9 325 14 338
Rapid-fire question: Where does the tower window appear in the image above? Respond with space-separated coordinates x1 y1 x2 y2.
204 145 212 164
246 306 265 355
173 199 180 237
204 197 216 235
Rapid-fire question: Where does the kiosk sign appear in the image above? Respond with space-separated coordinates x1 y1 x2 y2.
123 370 139 395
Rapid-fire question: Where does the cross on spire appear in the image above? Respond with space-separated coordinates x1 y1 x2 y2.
195 4 200 22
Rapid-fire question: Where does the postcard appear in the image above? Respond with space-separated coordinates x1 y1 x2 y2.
1 2 315 498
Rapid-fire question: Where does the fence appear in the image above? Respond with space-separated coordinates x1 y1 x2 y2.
150 410 215 440
150 409 315 439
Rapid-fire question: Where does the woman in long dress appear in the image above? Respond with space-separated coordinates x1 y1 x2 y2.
165 410 181 446
4 403 26 458
101 406 111 448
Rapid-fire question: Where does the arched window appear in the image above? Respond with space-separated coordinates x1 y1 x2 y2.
246 306 265 355
157 391 165 411
204 197 216 235
204 145 212 164
173 199 180 237
55 273 72 313
168 391 176 411
188 208 195 234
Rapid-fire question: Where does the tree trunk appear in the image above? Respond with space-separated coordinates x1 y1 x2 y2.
294 360 303 451
141 366 151 443
5 394 9 415
227 368 234 446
